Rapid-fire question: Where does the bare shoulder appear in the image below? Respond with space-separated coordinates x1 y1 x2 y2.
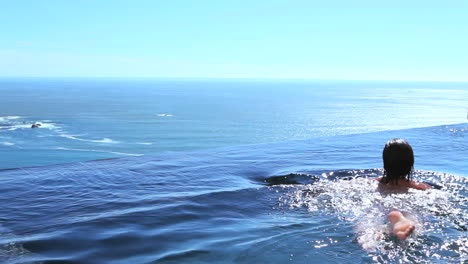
409 181 432 190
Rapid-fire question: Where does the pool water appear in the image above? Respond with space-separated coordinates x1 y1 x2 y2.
0 123 466 263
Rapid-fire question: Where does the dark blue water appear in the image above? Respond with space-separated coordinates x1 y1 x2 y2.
0 124 467 263
0 79 467 263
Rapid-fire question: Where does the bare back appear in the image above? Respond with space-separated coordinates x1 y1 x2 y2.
376 177 431 193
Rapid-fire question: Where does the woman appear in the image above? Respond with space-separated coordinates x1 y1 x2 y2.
376 138 431 239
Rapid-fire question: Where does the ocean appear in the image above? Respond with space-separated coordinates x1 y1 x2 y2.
0 78 467 263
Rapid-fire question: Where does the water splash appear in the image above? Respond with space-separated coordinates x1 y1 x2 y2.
275 170 467 263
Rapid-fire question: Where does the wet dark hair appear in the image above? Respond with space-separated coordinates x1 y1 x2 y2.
381 138 414 184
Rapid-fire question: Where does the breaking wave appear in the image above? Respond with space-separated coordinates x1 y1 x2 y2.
59 134 120 144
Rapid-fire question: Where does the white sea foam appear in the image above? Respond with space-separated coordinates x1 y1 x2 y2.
0 116 21 122
4 121 61 131
55 147 142 156
0 142 14 146
156 113 174 117
136 142 153 145
59 134 119 144
7 124 31 131
36 123 57 129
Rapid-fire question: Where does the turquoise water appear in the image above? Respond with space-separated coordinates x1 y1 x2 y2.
0 78 466 169
0 79 467 263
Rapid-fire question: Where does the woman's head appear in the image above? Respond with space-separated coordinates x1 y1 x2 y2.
382 138 414 184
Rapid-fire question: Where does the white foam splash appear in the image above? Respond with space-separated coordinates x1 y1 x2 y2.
0 116 22 122
0 142 14 146
34 122 59 130
156 113 174 117
4 121 61 131
55 147 142 156
277 171 468 260
59 134 119 144
136 142 153 145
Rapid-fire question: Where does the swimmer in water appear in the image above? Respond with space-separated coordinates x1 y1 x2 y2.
376 138 431 240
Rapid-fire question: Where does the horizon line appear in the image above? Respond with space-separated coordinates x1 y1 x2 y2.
0 76 468 83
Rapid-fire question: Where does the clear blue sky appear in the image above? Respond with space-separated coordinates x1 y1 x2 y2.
1 0 467 80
